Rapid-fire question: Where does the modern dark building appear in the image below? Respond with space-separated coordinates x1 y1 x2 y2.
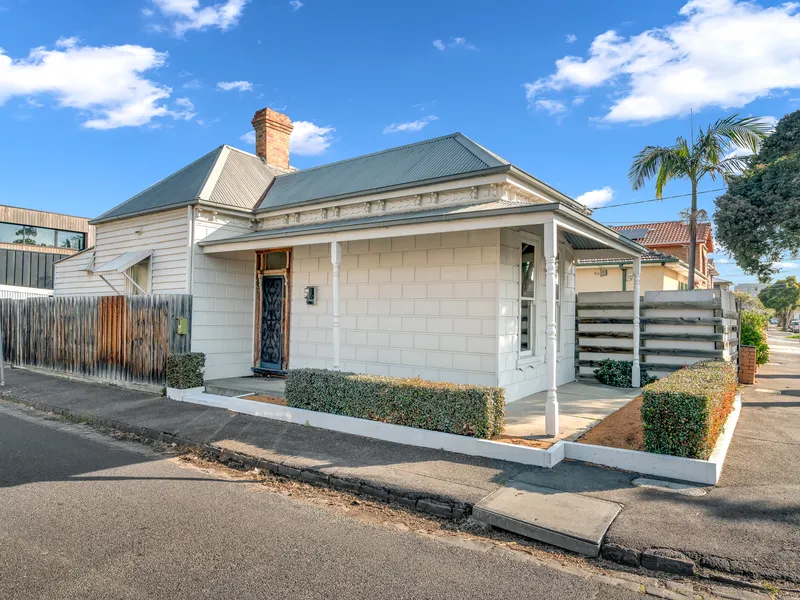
0 205 94 291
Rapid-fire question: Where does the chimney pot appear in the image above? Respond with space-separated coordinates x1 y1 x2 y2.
251 108 293 170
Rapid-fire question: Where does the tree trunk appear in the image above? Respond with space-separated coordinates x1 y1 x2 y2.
687 180 698 291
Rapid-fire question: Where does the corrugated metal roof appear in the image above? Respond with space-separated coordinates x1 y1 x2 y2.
207 147 282 210
256 133 509 212
92 147 224 223
92 145 284 224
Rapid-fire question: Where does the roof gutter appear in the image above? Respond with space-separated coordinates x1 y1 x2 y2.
89 199 254 226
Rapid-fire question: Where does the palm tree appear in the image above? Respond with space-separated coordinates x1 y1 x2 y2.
629 114 771 289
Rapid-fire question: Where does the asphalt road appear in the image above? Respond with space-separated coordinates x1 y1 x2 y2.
0 404 654 600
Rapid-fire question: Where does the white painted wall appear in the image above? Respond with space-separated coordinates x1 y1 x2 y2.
54 208 189 296
289 231 500 386
190 211 257 380
498 227 576 402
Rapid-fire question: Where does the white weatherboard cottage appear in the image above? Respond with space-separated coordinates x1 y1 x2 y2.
54 108 647 436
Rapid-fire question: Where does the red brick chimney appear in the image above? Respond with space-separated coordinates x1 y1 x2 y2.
251 108 293 170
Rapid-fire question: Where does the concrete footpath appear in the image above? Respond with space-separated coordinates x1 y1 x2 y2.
1 336 798 583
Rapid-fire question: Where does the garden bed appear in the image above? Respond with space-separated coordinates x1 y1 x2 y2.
576 396 643 451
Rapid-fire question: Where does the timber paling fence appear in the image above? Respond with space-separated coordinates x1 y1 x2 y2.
575 289 739 381
0 294 192 387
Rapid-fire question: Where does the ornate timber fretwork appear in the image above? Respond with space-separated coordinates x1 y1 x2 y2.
195 207 253 228
254 180 549 231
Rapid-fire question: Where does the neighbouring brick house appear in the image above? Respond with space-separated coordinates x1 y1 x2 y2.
53 108 648 436
576 221 716 293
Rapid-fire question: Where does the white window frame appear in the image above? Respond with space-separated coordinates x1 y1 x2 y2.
519 233 542 359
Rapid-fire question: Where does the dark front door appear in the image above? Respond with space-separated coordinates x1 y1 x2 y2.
260 275 285 370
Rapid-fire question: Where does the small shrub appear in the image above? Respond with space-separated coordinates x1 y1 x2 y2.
593 359 657 388
641 360 738 459
166 353 205 389
740 309 770 365
285 369 505 439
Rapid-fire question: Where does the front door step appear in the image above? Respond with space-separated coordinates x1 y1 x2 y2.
472 480 621 557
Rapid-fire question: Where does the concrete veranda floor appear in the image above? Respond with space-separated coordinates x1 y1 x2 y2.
503 382 641 441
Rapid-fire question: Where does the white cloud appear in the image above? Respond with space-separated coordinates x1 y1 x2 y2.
217 80 253 91
182 78 202 89
0 38 183 129
565 33 577 43
575 186 614 208
534 99 567 116
773 261 798 270
148 0 248 36
291 121 335 155
525 0 800 123
241 120 335 155
289 0 303 9
432 37 477 51
383 114 438 134
572 95 586 106
172 97 196 120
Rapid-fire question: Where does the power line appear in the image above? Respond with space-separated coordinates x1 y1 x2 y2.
592 187 726 211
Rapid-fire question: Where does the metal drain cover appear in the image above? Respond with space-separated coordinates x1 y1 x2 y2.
632 478 707 496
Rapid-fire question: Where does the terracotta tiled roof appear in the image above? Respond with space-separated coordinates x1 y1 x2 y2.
611 221 713 250
576 250 683 266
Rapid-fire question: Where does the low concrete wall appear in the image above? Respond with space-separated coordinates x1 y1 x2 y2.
177 390 741 485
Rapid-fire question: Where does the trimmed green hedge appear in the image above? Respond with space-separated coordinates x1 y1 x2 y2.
740 309 770 365
285 369 505 439
593 359 657 387
641 360 738 459
166 353 205 389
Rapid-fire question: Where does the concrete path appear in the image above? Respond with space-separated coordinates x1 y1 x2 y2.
473 477 621 557
599 329 800 582
504 381 640 441
205 376 287 398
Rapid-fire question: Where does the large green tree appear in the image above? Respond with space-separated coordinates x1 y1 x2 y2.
715 110 800 281
758 276 800 330
629 114 770 290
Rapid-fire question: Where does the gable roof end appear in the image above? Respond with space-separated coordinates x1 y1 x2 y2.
91 145 283 225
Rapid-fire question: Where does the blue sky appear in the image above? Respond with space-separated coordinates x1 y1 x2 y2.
1 0 799 284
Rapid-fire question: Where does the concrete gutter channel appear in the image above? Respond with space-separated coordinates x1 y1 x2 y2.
2 390 791 594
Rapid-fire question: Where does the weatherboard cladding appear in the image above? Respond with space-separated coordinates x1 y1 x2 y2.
256 133 509 211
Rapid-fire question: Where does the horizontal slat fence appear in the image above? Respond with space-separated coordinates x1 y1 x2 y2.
0 294 191 386
576 289 738 382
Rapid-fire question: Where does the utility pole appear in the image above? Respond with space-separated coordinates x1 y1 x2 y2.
687 109 697 290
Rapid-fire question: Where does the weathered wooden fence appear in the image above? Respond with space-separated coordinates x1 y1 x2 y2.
576 289 738 381
0 294 192 386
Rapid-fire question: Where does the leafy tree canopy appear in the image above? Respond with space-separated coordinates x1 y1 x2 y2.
734 291 769 313
715 110 800 281
758 276 800 329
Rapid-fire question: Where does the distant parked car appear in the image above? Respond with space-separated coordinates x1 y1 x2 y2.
770 317 779 326
791 320 800 333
